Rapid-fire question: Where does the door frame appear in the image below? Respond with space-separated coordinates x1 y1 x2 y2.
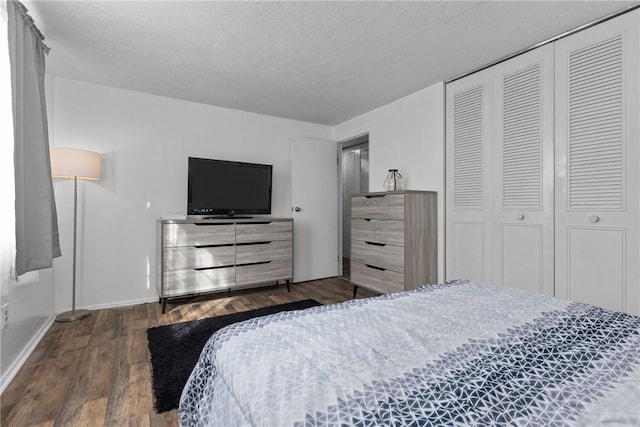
337 132 370 277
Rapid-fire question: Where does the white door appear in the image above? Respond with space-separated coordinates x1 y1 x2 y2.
555 11 640 315
492 44 555 296
445 69 494 283
291 137 339 282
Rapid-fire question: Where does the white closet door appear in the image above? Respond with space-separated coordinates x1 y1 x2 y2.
555 11 640 315
445 70 493 282
492 45 555 296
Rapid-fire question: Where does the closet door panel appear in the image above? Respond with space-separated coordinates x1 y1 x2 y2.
446 70 493 282
492 45 555 296
555 11 640 315
567 227 625 310
451 222 487 280
501 224 544 294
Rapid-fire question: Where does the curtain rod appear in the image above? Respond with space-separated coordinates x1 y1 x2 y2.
446 3 640 84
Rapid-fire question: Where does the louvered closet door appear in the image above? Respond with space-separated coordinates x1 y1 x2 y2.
555 11 640 315
446 69 493 282
492 45 555 296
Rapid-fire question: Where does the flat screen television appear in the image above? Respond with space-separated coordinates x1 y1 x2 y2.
187 157 273 217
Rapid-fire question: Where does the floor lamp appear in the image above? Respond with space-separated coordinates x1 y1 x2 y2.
50 148 102 323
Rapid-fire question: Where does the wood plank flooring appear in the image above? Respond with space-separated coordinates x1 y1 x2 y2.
1 277 377 426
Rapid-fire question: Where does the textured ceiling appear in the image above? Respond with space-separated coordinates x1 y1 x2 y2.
27 1 637 125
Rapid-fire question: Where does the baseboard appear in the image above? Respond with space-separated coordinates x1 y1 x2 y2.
1 313 55 394
81 296 159 311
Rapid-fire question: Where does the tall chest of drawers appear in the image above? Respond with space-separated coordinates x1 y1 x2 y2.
350 191 437 295
157 218 293 312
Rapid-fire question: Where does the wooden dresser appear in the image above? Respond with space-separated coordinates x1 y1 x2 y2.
157 217 293 312
350 191 437 295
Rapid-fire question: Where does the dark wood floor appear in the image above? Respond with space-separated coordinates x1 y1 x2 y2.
1 277 377 426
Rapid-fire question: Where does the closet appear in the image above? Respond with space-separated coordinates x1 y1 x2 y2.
445 10 639 315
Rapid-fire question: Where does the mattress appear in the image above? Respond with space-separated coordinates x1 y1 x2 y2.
179 280 640 426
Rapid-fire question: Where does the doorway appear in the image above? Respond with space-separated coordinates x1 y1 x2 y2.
340 135 369 279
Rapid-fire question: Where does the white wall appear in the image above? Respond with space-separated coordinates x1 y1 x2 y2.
0 269 55 391
334 82 445 282
50 77 332 310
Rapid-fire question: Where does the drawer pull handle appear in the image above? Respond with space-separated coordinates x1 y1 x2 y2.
194 265 231 271
364 219 384 222
194 243 234 248
236 261 272 267
589 216 600 223
236 241 271 246
365 264 386 271
241 221 272 225
364 195 385 199
194 223 232 226
365 241 386 247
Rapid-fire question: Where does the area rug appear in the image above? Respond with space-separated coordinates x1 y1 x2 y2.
147 299 321 413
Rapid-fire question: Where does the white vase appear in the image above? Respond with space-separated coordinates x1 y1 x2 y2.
383 169 403 191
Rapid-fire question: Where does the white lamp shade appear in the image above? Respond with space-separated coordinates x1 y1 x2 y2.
51 148 102 180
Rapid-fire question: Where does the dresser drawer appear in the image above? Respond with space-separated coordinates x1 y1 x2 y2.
235 259 292 286
352 218 404 246
163 223 235 247
163 245 235 271
162 266 235 296
236 221 292 243
236 240 292 264
352 194 404 220
351 262 404 294
351 240 404 273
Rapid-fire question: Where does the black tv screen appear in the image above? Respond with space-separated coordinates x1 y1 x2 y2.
187 157 273 216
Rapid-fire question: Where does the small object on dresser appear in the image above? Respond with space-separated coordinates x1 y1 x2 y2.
383 169 403 191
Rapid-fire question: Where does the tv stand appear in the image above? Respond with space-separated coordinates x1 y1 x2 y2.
205 215 253 219
157 217 293 313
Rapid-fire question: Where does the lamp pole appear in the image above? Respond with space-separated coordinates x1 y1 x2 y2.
71 175 77 313
55 175 90 322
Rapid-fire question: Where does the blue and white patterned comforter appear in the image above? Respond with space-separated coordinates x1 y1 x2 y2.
179 280 640 426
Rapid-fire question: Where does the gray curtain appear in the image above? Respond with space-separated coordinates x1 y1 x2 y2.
7 0 60 275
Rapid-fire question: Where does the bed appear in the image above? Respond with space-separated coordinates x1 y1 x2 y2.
178 280 640 426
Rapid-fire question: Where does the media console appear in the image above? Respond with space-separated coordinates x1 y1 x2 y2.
157 217 293 313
